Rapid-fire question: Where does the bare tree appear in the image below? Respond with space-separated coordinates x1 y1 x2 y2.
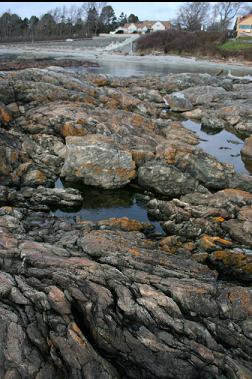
176 2 211 31
211 2 244 31
81 2 106 36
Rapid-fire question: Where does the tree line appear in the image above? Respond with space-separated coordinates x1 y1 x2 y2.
175 2 250 32
0 2 140 42
0 1 250 43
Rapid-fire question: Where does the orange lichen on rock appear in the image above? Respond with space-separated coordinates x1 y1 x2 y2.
97 217 151 232
212 217 225 222
220 188 252 201
128 247 142 257
159 235 182 254
131 150 155 166
61 122 87 137
199 235 233 251
0 103 12 125
211 250 252 274
161 147 177 164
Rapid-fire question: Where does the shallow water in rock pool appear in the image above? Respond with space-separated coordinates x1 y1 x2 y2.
53 179 164 234
182 120 251 175
52 119 251 229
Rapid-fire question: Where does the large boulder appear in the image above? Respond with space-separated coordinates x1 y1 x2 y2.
155 144 236 191
61 135 136 189
164 92 193 112
164 86 226 112
138 161 206 197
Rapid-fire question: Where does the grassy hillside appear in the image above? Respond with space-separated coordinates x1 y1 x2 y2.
136 30 252 61
219 39 252 51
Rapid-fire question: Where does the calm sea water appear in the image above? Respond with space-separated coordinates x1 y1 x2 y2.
65 61 252 78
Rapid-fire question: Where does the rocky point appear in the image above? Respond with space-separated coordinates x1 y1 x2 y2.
0 66 252 379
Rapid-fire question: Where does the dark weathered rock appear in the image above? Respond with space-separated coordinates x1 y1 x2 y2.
0 207 251 378
0 68 252 379
3 185 83 211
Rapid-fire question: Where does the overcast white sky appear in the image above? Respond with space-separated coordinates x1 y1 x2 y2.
0 2 197 20
0 2 251 20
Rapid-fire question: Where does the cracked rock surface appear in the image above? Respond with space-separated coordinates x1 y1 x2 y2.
0 67 252 379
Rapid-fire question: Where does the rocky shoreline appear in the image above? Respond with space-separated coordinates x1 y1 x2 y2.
0 57 99 71
0 67 252 379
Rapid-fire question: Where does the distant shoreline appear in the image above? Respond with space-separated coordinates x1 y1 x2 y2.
0 42 252 76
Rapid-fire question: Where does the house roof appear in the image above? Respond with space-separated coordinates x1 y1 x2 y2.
238 13 252 24
161 21 172 28
137 21 154 29
129 20 172 29
122 23 136 28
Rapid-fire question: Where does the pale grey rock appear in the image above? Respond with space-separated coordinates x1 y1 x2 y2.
61 134 136 189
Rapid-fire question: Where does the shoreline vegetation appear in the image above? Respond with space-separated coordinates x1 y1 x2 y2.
135 30 252 62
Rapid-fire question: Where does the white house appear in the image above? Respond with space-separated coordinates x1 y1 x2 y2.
111 21 172 35
152 21 172 32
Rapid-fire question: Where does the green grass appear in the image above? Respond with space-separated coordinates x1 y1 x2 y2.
219 39 252 51
238 36 252 41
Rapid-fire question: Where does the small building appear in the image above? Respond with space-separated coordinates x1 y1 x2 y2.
111 20 172 35
235 13 252 37
151 21 172 32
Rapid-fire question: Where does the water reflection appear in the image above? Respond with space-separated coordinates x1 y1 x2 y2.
182 120 251 175
53 179 164 233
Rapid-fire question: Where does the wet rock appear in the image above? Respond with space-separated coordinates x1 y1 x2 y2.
61 135 136 189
